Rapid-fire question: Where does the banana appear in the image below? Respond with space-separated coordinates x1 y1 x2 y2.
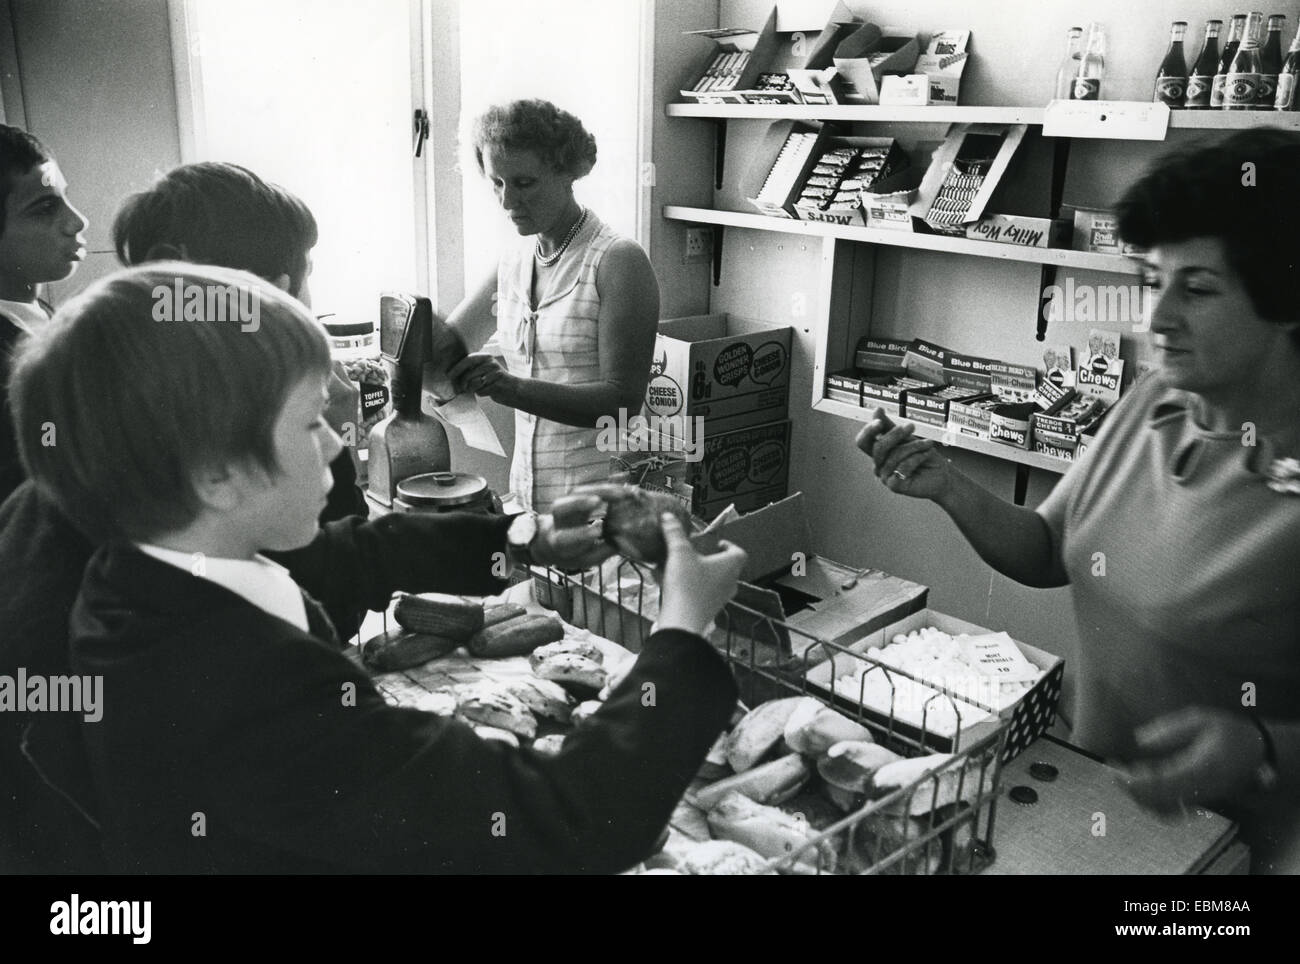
690 753 811 811
705 791 836 874
725 696 821 773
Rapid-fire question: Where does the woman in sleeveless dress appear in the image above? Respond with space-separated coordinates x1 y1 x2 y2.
448 100 660 512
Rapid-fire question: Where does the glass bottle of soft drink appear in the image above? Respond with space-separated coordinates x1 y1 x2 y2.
1186 20 1222 108
1275 21 1300 108
1211 14 1248 107
1072 22 1106 101
1154 21 1189 106
1258 14 1287 106
1224 11 1265 110
1055 26 1084 100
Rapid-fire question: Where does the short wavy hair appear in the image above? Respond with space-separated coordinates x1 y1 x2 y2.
470 99 597 178
11 262 330 542
1117 127 1300 334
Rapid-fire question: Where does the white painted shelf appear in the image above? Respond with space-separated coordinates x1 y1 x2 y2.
813 397 1069 474
664 205 1142 275
666 101 1300 132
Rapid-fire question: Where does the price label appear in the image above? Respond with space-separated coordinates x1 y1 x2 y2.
1043 100 1171 140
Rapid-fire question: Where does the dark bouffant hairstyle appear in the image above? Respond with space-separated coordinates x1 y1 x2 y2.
1117 127 1300 335
112 162 319 296
470 99 597 178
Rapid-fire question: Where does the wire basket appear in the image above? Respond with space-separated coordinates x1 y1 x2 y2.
533 560 1009 875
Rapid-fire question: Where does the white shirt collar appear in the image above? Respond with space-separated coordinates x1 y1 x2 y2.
136 544 309 633
0 298 49 335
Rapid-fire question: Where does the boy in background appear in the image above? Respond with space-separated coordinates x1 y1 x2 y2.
12 263 742 873
0 125 88 502
112 160 366 523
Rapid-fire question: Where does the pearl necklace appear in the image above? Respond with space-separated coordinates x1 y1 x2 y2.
534 206 588 267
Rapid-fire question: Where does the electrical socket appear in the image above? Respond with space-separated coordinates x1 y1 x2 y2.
684 227 710 263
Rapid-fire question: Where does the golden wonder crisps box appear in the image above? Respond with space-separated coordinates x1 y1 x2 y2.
644 314 792 440
610 419 791 521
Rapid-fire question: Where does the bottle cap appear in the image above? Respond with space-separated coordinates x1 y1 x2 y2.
1009 785 1039 806
1028 761 1060 782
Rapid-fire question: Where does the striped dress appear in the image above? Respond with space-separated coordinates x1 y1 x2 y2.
496 209 619 512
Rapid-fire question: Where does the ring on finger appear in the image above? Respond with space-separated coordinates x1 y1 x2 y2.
891 470 907 481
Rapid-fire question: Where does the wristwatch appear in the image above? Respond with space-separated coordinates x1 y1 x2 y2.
1248 715 1280 794
506 512 539 569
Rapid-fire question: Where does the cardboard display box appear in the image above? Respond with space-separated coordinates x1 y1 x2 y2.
988 401 1037 450
946 393 999 440
681 2 857 105
747 122 834 219
914 30 970 104
832 23 921 104
793 136 908 227
643 314 792 440
854 337 909 371
713 494 929 665
804 608 1064 760
904 384 986 428
825 368 865 405
610 418 791 521
1069 207 1142 255
913 123 1029 235
860 166 924 230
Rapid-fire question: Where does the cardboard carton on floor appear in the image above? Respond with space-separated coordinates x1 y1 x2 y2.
643 313 792 439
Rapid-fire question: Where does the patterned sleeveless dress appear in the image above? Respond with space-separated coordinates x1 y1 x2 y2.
496 209 620 512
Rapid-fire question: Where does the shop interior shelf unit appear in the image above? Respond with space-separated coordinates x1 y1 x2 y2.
665 102 1300 131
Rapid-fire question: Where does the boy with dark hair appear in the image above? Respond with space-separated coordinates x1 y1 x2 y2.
0 124 88 503
112 160 365 523
12 263 741 873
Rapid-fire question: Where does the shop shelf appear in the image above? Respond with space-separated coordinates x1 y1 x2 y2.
812 397 1069 474
663 205 1143 275
666 101 1300 133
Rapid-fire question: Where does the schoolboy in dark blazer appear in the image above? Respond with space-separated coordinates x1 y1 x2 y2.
11 263 744 873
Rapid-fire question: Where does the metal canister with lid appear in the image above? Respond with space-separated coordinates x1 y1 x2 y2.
394 471 500 515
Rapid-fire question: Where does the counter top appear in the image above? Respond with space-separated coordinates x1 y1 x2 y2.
983 735 1242 875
